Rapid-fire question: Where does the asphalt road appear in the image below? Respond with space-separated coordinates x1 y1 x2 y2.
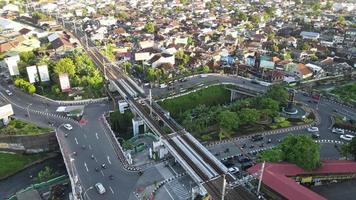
0 81 139 200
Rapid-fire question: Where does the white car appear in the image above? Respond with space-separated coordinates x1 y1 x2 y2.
307 127 319 133
228 167 240 174
95 183 106 194
340 134 355 141
332 128 345 134
63 124 73 130
5 89 12 96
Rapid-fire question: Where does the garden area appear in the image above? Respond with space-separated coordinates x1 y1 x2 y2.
108 110 134 140
330 82 356 104
160 85 313 142
159 85 231 119
333 115 356 131
0 152 45 178
0 119 52 136
14 48 106 100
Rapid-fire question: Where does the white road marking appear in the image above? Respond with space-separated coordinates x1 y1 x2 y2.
100 170 105 177
163 185 175 200
107 156 111 164
84 162 89 172
95 133 99 140
74 137 78 144
109 186 114 194
94 157 97 163
89 144 92 150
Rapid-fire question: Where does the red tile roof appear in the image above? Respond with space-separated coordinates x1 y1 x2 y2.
247 161 356 200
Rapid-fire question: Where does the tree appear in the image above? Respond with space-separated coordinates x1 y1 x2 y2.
337 16 346 26
258 135 321 170
144 22 155 33
238 108 259 125
122 61 132 73
218 111 239 132
324 0 332 10
180 0 188 5
31 11 46 22
284 52 292 60
257 148 283 162
310 54 318 61
54 58 76 77
36 166 55 183
27 84 36 94
301 42 310 51
202 65 210 73
250 14 261 24
271 44 279 52
19 51 37 65
235 11 248 21
280 135 321 170
217 24 224 31
116 11 128 20
265 85 289 106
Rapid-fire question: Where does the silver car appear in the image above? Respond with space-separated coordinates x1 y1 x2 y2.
95 183 106 194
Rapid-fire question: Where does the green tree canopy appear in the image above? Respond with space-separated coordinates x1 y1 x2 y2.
36 166 55 183
19 51 37 65
54 58 76 76
144 22 155 33
265 85 289 106
239 108 259 125
202 65 210 73
342 137 356 160
218 110 239 132
258 135 321 170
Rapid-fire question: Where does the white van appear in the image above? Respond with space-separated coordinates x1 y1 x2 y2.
95 183 106 194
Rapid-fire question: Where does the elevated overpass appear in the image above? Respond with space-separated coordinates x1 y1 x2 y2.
52 13 256 199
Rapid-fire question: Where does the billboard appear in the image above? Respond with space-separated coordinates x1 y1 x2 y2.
0 104 14 119
59 73 71 92
26 66 38 83
4 55 20 76
37 65 50 82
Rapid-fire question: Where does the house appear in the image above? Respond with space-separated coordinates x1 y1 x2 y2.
0 35 25 53
47 34 73 51
300 31 320 40
294 63 313 79
135 52 151 61
149 53 175 68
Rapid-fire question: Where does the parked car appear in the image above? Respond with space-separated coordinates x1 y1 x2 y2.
95 183 106 194
63 124 73 130
307 127 319 133
332 128 345 134
5 89 12 96
228 167 240 174
340 134 355 141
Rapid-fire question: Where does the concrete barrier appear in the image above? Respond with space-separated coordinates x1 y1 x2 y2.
33 93 108 105
0 132 58 153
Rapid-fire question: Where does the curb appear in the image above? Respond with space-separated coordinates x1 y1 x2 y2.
33 93 108 105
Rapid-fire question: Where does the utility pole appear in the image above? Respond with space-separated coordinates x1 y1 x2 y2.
257 161 266 195
221 174 226 200
149 89 152 116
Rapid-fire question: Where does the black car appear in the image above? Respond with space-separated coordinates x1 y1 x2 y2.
237 156 251 163
251 134 263 142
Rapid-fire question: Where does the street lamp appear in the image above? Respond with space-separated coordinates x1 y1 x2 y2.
83 186 94 200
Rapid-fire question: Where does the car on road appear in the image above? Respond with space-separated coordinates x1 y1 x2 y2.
237 156 251 163
63 124 73 130
307 127 319 133
251 134 263 142
332 128 345 134
228 167 240 174
312 133 320 139
95 183 106 194
340 134 355 141
5 89 12 96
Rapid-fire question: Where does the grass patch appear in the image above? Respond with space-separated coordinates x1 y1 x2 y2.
330 82 356 103
0 119 52 135
0 152 45 178
159 85 230 119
